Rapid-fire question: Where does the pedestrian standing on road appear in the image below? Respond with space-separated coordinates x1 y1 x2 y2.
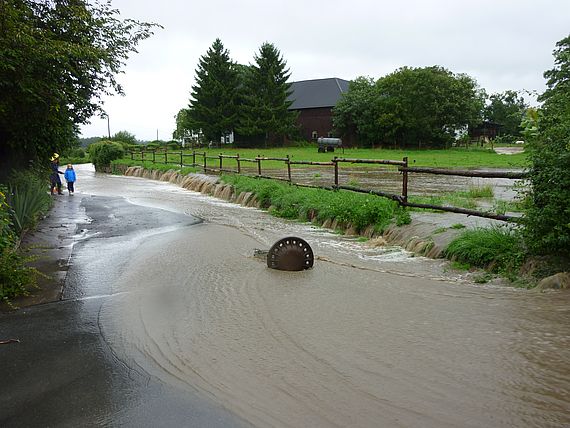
64 164 76 195
50 153 64 195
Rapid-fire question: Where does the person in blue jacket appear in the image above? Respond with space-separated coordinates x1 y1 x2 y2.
64 164 77 194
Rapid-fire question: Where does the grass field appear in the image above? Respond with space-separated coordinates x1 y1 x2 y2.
129 146 527 170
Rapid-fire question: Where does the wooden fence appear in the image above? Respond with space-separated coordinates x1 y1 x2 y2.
128 149 527 222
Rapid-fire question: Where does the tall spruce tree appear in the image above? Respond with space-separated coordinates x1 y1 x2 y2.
237 43 297 146
188 39 239 142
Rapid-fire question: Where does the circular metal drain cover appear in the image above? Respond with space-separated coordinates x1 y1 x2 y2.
267 237 314 271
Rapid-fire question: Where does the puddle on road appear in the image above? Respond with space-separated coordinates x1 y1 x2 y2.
72 164 569 428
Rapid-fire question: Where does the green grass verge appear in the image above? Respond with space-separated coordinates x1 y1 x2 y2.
444 226 525 280
128 146 527 169
220 174 411 233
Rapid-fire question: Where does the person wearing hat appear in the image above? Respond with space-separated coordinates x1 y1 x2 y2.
50 153 64 195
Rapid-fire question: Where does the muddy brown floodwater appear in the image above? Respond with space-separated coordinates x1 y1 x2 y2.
75 164 569 428
238 165 523 201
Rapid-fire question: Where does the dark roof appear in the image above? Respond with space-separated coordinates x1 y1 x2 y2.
288 78 350 110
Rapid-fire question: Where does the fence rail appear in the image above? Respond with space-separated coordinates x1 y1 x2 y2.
128 149 526 222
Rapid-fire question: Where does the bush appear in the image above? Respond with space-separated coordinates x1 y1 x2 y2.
166 142 181 150
445 226 525 277
0 249 37 302
6 171 52 236
0 186 15 252
88 140 125 170
0 184 40 303
70 148 85 158
522 35 570 257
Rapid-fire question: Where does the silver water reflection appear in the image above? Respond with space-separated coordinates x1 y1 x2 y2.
76 165 569 428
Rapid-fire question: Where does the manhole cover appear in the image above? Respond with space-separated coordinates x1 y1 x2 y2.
267 237 314 271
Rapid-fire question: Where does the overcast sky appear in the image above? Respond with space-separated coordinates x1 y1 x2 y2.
79 0 570 141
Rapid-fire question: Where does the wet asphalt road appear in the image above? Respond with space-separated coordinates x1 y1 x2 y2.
0 194 248 427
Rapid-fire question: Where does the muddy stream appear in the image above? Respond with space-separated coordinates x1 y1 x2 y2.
72 164 569 427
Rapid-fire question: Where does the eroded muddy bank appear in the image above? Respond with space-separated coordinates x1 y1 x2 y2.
119 165 495 259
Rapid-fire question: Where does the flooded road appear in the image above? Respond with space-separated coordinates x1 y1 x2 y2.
71 164 570 427
22 164 570 426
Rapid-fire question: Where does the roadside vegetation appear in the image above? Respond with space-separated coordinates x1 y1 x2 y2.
220 174 411 233
0 172 52 304
60 147 90 166
445 226 526 282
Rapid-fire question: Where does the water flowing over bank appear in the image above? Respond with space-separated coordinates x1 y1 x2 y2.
70 164 569 428
121 166 473 258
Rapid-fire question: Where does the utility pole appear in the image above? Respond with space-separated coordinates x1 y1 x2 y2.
107 115 111 139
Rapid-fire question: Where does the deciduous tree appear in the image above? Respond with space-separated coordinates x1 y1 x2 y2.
524 34 570 257
483 90 528 141
333 66 485 148
0 0 159 179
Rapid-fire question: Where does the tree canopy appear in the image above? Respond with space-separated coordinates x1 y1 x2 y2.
187 38 240 143
0 0 159 178
333 66 485 148
236 42 298 146
110 130 138 146
524 34 570 257
483 90 528 141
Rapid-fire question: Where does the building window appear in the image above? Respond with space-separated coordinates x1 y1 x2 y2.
327 131 333 138
311 131 318 140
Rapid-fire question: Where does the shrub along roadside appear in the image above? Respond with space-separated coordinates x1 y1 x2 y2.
89 141 125 171
444 226 526 282
6 171 52 235
0 172 51 304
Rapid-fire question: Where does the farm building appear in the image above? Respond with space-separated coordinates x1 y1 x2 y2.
288 78 355 144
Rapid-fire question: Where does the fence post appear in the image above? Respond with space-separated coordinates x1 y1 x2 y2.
257 154 261 176
333 156 338 188
203 152 207 172
219 153 223 171
286 155 291 183
142 150 145 162
192 151 196 167
402 156 408 204
164 148 167 164
152 150 155 164
130 151 134 161
237 153 241 174
180 151 183 168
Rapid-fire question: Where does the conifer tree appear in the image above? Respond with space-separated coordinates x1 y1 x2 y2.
188 39 239 142
237 43 298 146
